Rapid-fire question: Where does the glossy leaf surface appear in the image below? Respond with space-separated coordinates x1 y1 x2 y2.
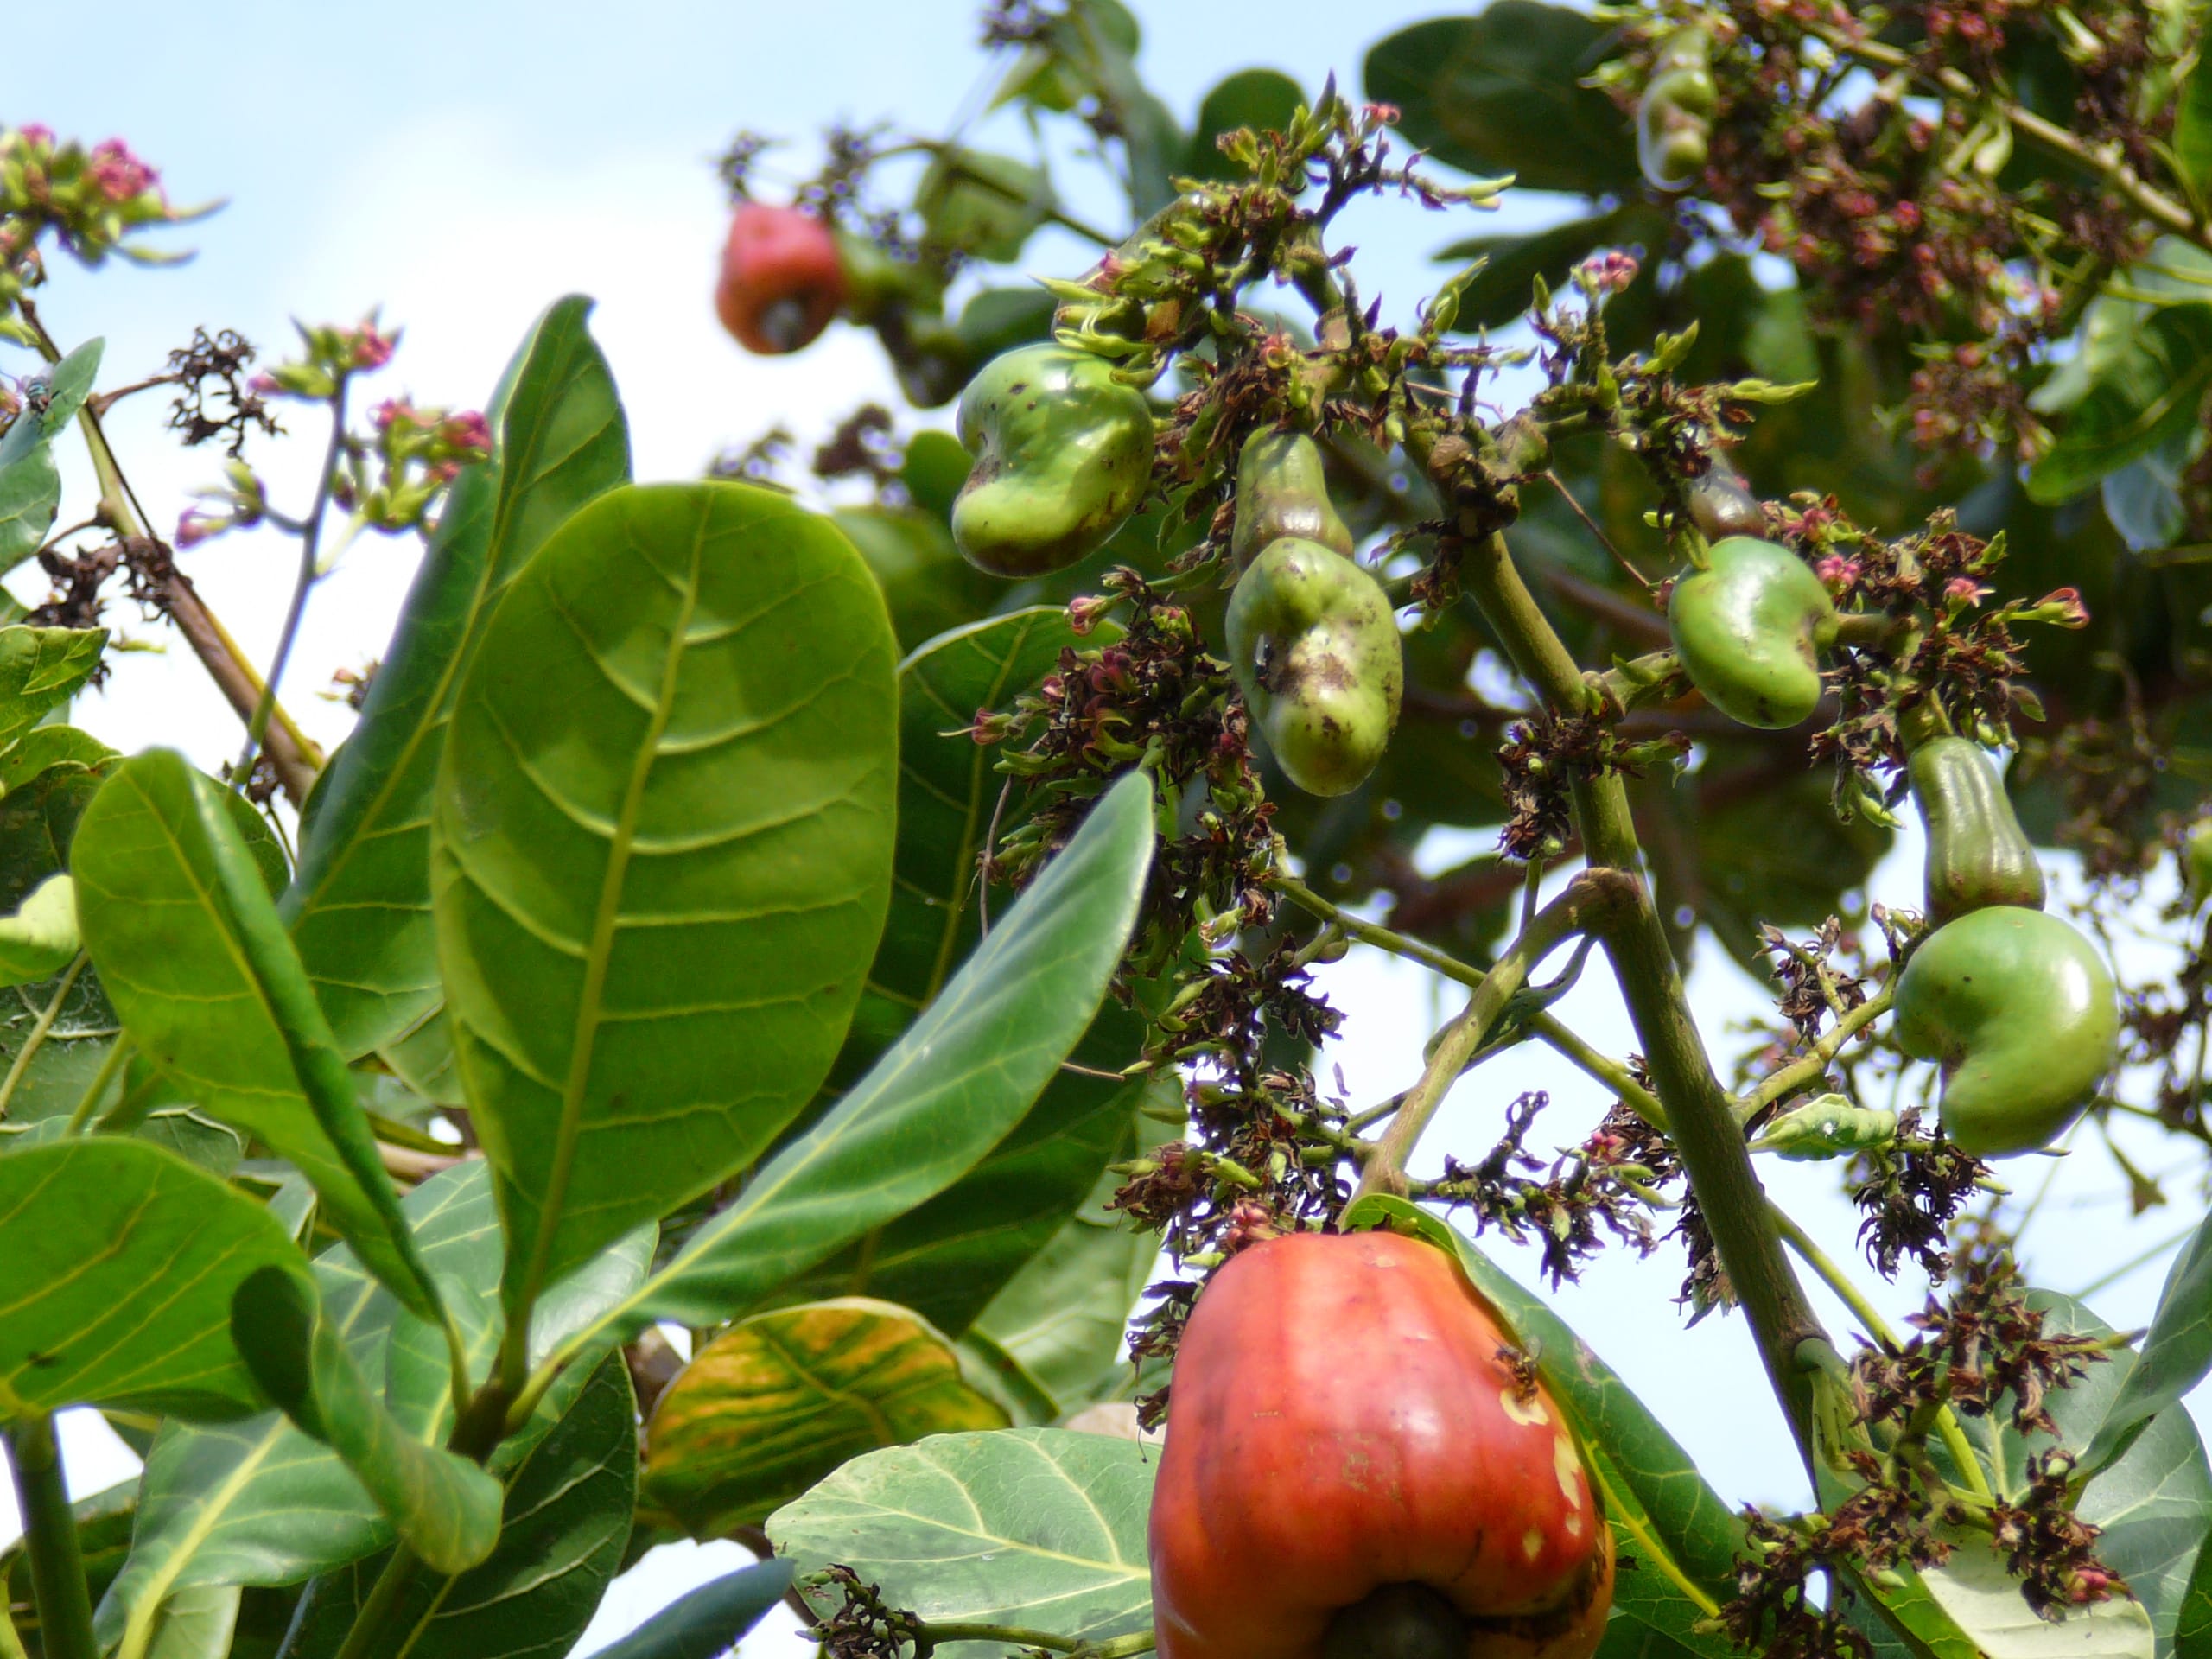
433 480 899 1313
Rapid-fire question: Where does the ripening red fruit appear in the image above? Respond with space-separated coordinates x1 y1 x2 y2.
715 203 847 355
1149 1230 1614 1659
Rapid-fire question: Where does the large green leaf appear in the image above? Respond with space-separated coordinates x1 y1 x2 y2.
1920 1541 2152 1659
533 768 1154 1364
2030 306 2212 503
2176 59 2212 197
432 480 899 1319
643 1299 1008 1537
0 340 101 574
73 752 447 1324
588 1559 794 1659
94 1162 650 1658
284 296 631 1060
769 1427 1155 1656
2085 1217 2212 1474
1365 3 1637 194
278 1355 637 1659
227 1266 503 1576
0 1138 310 1419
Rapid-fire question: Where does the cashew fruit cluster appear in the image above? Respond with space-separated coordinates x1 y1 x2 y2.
1665 536 1837 729
1150 1230 1614 1659
950 343 1154 575
1228 537 1402 798
715 202 849 355
1637 29 1717 191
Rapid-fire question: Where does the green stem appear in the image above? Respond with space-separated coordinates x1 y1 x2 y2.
1454 524 1831 1461
1770 1205 1993 1503
918 1624 1155 1657
0 955 86 1124
1744 986 1895 1118
1268 871 1668 1127
328 1546 427 1659
61 1038 131 1135
1353 869 1637 1201
4 1416 97 1659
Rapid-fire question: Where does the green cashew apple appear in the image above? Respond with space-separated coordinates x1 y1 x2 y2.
1228 537 1403 798
1909 737 2046 926
1667 537 1838 728
1230 429 1354 570
951 344 1154 576
1637 29 1718 191
1893 906 2119 1158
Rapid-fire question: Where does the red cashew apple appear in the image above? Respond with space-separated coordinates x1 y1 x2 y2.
715 202 848 355
1149 1229 1615 1659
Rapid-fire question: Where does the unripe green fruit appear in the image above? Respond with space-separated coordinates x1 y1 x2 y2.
1320 1585 1471 1659
1230 429 1354 570
1666 537 1838 728
1637 31 1717 192
951 344 1154 576
1893 906 2119 1158
1228 537 1403 798
1909 738 2046 926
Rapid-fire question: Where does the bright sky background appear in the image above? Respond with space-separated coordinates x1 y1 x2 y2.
3 4 2205 1656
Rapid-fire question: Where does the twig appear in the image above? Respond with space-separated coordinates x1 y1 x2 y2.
3 1416 97 1659
1545 468 1658 590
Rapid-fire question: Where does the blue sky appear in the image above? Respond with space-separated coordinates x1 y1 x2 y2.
3 4 2204 1654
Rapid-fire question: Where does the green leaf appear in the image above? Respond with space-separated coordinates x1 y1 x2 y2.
73 751 448 1324
554 768 1154 1353
0 340 102 575
0 874 76 985
0 629 106 753
276 1355 638 1659
431 479 900 1316
1921 1540 2152 1659
1183 69 1305 181
227 1266 501 1577
94 1162 649 1656
917 149 1051 263
643 1299 1009 1537
968 1076 1173 1412
769 1427 1155 1655
1344 1195 1744 1627
0 1138 311 1418
588 1559 795 1659
0 726 117 799
2030 305 2212 502
2086 1219 2212 1473
830 507 999 656
1365 3 1637 194
1436 203 1673 332
2173 1522 2212 1659
2176 58 2212 195
284 295 631 1060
